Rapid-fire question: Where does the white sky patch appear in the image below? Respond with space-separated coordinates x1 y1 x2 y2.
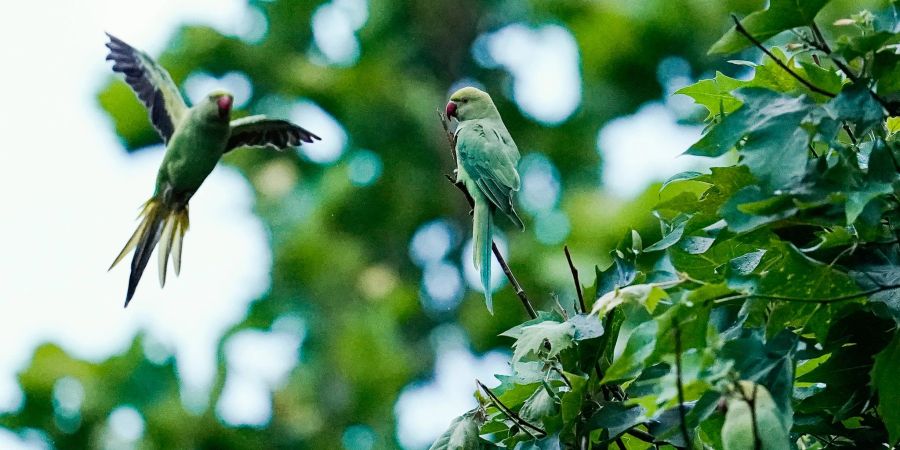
461 235 508 293
480 24 582 125
291 100 348 164
0 0 269 419
216 321 303 427
394 327 509 450
0 429 50 450
409 220 457 267
311 0 368 66
106 405 145 445
420 262 464 314
184 71 254 108
519 153 562 214
597 102 705 198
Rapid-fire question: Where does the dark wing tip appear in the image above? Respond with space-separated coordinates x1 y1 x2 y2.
294 125 321 143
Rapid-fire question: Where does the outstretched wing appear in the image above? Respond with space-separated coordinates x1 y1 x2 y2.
225 115 321 153
457 121 525 229
105 33 188 143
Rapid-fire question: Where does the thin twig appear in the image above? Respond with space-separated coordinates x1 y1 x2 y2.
712 283 900 305
731 14 835 98
807 21 895 114
674 324 692 448
625 428 658 444
565 245 587 313
438 109 458 165
476 379 546 437
551 365 573 389
439 115 538 319
843 123 859 147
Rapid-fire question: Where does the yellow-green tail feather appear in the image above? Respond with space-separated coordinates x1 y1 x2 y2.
110 198 189 307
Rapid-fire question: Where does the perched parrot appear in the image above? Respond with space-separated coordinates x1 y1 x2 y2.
446 87 524 312
105 33 320 306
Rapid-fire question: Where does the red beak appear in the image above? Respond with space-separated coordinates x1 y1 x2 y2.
217 95 233 119
446 101 457 118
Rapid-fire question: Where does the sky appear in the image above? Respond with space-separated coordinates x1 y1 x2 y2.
0 1 707 449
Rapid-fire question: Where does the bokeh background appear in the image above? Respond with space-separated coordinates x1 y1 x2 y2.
0 0 876 448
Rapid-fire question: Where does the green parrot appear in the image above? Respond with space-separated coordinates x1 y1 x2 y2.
105 33 320 306
446 87 525 312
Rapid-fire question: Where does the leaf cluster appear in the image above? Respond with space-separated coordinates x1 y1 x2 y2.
435 1 900 448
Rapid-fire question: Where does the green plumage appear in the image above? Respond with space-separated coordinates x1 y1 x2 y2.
105 34 319 306
448 87 524 313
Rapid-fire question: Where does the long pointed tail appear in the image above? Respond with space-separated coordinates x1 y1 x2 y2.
109 198 189 307
473 197 494 313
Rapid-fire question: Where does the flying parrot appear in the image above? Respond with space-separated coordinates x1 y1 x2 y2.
105 33 320 306
446 87 524 312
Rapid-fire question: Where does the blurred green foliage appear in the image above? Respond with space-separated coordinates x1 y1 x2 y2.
2 0 894 448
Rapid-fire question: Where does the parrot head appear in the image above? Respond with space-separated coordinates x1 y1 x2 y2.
199 90 234 122
446 86 497 121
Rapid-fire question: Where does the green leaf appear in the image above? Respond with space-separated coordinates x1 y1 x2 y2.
687 89 813 188
721 382 790 450
745 48 817 97
587 402 647 439
671 229 773 282
507 321 576 363
602 319 658 383
826 83 886 136
660 171 705 192
871 333 900 444
728 250 766 276
631 230 643 254
568 314 604 341
519 386 559 429
509 361 549 385
797 60 843 97
834 31 896 60
798 310 894 420
851 263 900 324
722 330 798 417
799 226 854 252
675 72 745 120
560 373 588 426
845 181 892 223
887 117 900 137
430 412 484 450
874 52 900 94
644 220 687 252
513 435 561 450
720 186 798 233
595 255 637 299
492 380 543 410
709 0 832 55
591 284 668 316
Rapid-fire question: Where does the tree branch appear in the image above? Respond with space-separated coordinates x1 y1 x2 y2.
712 283 900 305
625 428 659 444
476 379 546 438
731 14 835 98
565 245 587 313
439 112 538 319
674 324 693 449
807 21 895 115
